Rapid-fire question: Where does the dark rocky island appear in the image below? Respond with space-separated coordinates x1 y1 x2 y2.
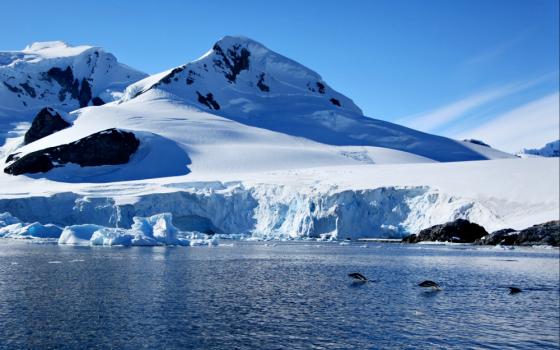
402 219 488 243
476 221 559 246
403 219 559 247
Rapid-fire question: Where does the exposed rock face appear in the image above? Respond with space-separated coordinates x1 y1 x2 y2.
46 66 93 107
330 98 341 107
256 73 269 92
19 82 36 98
196 92 220 110
212 43 250 83
475 222 559 246
23 107 71 145
160 67 185 85
476 228 518 245
5 129 139 175
78 78 92 107
1 42 147 115
464 139 491 147
402 219 488 243
3 82 22 94
515 221 559 246
91 97 105 106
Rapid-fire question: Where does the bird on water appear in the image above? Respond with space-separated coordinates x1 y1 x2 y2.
418 280 441 290
348 272 368 282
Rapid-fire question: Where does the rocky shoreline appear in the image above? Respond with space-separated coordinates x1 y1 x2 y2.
402 219 559 247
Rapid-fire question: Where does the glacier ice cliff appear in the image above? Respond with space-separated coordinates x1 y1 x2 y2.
0 183 500 241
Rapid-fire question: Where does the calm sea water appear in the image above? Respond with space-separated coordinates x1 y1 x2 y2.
0 240 558 349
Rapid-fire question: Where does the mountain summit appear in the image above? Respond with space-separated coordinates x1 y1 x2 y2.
0 41 146 120
123 36 361 115
119 36 501 162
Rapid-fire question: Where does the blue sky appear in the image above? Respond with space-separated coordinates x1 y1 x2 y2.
1 0 558 152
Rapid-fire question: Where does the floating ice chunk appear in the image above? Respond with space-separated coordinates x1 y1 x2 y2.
131 213 179 245
0 223 23 237
0 221 62 239
0 212 20 227
58 224 104 245
18 222 62 238
89 213 187 246
90 228 134 246
189 235 219 246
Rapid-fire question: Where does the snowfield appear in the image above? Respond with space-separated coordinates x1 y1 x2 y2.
0 37 557 244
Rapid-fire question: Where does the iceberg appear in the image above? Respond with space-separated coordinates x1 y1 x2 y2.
0 212 62 239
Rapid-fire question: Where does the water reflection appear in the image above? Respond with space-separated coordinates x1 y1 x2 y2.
0 241 558 349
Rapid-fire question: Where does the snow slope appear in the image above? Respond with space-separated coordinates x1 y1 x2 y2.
5 91 439 182
0 41 146 154
0 41 146 115
120 36 510 162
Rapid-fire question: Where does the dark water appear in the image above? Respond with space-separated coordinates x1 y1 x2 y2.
0 241 558 350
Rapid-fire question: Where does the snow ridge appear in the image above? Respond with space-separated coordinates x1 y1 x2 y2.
117 36 501 162
0 41 146 120
519 140 559 158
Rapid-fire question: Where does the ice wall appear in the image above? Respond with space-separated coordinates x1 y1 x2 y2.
0 183 498 239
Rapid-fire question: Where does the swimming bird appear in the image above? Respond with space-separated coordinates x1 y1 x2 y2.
418 280 441 290
348 272 368 282
508 287 522 294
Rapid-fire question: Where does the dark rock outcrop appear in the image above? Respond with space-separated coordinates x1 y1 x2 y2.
46 66 92 106
196 91 220 110
316 82 325 94
330 98 341 107
256 73 269 92
402 219 488 243
475 228 518 245
160 67 185 85
3 81 23 94
20 82 36 98
463 139 491 148
186 70 198 85
475 221 559 246
212 44 250 83
78 79 92 107
91 97 105 106
5 129 139 176
23 107 71 145
47 66 79 101
515 221 559 246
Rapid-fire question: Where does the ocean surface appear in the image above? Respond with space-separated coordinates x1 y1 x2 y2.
0 240 558 349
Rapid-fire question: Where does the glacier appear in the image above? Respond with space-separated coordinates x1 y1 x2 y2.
1 156 557 244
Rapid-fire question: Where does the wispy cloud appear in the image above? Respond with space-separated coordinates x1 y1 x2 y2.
461 34 526 66
453 92 559 153
396 73 556 134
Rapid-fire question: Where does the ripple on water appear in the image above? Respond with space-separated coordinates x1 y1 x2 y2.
0 241 558 349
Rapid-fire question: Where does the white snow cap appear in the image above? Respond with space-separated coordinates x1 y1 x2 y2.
22 41 95 58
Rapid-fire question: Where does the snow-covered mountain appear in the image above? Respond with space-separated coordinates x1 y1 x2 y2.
518 140 559 158
0 36 554 244
0 41 146 155
120 36 506 162
0 41 146 117
2 36 513 181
